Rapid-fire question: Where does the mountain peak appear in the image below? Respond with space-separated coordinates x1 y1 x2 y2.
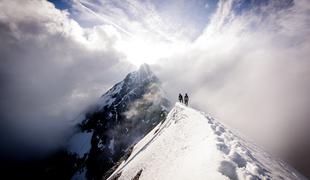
139 63 151 72
137 63 155 80
123 63 158 85
68 64 171 179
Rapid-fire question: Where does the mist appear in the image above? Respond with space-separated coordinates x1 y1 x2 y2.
1 0 310 177
152 0 310 176
0 0 134 159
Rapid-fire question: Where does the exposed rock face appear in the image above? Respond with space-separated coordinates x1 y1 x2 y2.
68 64 171 179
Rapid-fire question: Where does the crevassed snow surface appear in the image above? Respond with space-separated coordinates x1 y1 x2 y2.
67 131 93 158
108 103 306 180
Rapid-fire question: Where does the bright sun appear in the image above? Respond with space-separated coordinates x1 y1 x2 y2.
116 36 182 66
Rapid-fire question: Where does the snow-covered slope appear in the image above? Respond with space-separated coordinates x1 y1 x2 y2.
108 103 306 180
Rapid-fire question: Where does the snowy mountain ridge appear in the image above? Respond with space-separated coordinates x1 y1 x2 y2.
108 103 306 180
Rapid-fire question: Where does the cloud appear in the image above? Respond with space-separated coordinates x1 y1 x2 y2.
1 0 310 177
152 0 310 176
0 0 134 158
71 0 208 41
68 0 310 175
70 0 218 65
123 83 166 119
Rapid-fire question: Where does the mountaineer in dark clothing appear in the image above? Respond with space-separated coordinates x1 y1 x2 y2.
184 93 189 106
178 93 183 103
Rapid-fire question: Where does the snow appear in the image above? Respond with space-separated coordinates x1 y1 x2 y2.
67 131 93 158
96 64 166 113
97 81 124 110
126 63 156 85
108 103 306 180
97 94 115 110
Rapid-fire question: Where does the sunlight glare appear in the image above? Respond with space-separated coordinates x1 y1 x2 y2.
117 36 180 66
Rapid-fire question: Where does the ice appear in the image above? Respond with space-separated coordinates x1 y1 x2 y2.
107 103 306 180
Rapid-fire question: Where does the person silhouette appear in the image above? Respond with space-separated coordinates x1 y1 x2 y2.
184 93 189 106
178 93 183 103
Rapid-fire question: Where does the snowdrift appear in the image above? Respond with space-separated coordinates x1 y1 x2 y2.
107 103 306 180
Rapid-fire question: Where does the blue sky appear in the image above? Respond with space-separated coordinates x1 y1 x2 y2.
2 0 310 177
47 0 294 42
47 0 220 41
48 0 71 10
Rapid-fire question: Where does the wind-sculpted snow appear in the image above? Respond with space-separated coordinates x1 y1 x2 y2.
108 103 306 180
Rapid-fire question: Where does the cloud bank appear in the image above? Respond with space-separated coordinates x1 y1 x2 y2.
153 0 310 176
0 0 134 158
1 0 310 177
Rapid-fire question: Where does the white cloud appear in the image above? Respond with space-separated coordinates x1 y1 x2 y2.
70 0 208 65
1 0 310 176
152 0 310 174
0 0 134 157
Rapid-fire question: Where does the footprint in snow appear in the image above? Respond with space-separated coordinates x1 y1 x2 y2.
229 151 247 168
214 130 223 136
218 160 238 180
216 126 226 133
215 137 224 142
216 142 230 155
211 124 217 131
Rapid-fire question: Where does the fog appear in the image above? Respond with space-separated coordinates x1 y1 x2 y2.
0 0 134 158
153 0 310 176
1 0 310 177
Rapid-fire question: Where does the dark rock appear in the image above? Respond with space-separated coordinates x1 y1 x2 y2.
68 64 171 179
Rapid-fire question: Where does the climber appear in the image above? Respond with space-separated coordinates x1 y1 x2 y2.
184 93 189 106
178 93 183 103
